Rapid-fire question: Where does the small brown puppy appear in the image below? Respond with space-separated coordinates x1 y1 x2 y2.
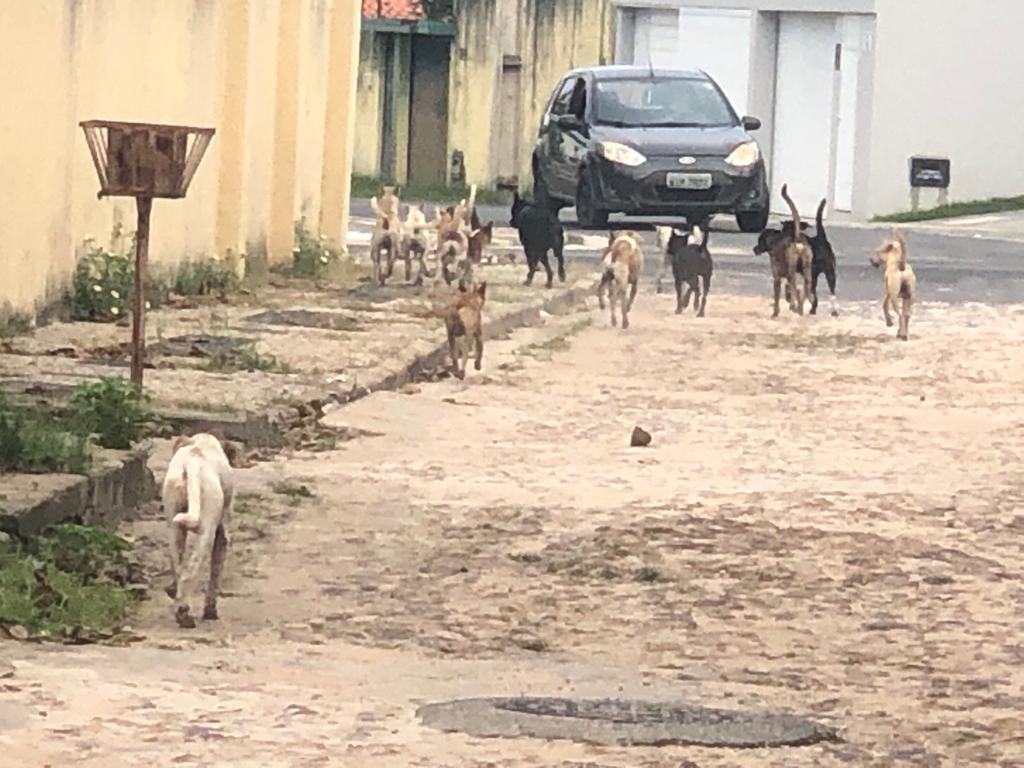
870 228 916 340
768 185 814 317
597 230 643 329
445 281 487 379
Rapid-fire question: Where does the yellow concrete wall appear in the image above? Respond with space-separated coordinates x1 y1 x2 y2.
353 30 383 177
447 0 502 186
295 0 332 230
0 0 361 317
446 0 614 188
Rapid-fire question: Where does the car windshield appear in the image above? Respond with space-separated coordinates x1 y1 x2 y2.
593 77 737 128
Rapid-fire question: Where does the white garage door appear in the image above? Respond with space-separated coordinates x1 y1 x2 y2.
629 7 752 117
631 9 680 68
771 13 838 216
677 8 752 117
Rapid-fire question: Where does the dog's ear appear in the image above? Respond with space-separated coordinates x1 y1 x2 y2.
171 434 191 453
477 281 487 299
607 231 616 246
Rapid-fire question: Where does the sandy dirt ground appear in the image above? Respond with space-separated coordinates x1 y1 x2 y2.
2 289 1023 767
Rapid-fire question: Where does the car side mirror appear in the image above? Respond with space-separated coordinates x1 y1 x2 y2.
742 116 762 132
555 113 584 132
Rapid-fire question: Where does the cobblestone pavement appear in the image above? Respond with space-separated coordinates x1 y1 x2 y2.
2 287 1023 767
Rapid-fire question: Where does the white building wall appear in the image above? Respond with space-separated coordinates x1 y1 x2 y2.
866 0 1024 215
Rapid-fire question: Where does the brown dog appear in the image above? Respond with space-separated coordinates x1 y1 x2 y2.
768 185 814 318
445 281 487 379
870 228 916 340
597 230 643 329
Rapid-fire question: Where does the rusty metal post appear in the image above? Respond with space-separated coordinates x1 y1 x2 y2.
130 196 153 387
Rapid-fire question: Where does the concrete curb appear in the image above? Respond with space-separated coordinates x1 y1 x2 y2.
170 277 600 446
0 442 156 538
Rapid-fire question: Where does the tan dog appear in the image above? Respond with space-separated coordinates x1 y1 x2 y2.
597 230 643 329
401 203 433 285
871 228 916 340
444 281 487 379
162 433 234 628
370 186 402 286
435 202 470 286
768 184 814 317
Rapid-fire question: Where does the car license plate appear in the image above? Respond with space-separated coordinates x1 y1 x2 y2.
665 172 712 191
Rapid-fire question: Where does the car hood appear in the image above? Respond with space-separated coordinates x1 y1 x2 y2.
590 124 752 158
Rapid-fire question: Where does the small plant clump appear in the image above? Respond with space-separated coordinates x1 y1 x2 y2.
0 395 91 474
206 342 290 374
174 258 239 298
0 310 31 339
0 524 137 641
65 377 154 450
71 240 135 322
291 220 339 280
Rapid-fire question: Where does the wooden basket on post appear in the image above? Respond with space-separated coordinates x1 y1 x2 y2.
79 120 215 387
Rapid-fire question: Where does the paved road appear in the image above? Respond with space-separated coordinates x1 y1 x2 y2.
350 199 1024 305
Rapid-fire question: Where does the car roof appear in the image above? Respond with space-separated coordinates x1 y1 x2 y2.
563 65 710 81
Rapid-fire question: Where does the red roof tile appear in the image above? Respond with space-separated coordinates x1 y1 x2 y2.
362 0 424 20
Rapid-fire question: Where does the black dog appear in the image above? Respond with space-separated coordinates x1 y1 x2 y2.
510 190 565 288
754 199 838 316
667 224 712 317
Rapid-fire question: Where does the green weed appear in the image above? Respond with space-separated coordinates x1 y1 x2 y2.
66 377 153 450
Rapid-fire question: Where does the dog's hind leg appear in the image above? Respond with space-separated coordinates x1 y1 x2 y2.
689 278 700 316
203 524 229 620
883 293 895 327
175 520 218 629
540 251 554 289
674 272 686 314
166 521 187 598
657 253 670 294
810 269 821 315
626 278 639 312
772 275 782 318
698 272 710 318
473 327 484 371
825 265 838 316
554 237 566 283
898 289 913 340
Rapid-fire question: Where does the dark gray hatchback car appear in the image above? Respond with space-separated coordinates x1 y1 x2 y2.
532 65 770 232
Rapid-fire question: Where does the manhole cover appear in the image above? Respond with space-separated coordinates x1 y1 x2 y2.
244 309 362 332
417 697 839 748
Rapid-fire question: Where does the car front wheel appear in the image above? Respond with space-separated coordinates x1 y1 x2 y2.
575 175 609 229
736 208 770 233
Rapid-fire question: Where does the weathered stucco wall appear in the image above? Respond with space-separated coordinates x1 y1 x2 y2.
0 0 360 318
447 0 614 187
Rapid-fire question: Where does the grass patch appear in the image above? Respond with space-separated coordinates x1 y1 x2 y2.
271 481 315 505
0 311 31 339
174 258 239 298
518 318 592 360
0 395 91 474
0 524 136 640
874 194 1024 223
205 342 290 374
351 174 511 207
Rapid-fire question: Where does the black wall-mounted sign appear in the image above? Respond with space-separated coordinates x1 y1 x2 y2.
909 156 951 189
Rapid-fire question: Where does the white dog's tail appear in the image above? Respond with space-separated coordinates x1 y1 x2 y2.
172 455 204 529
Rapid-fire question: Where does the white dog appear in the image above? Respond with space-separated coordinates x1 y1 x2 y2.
162 433 234 628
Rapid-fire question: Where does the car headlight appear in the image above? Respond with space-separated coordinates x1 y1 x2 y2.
725 141 760 167
597 142 646 167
